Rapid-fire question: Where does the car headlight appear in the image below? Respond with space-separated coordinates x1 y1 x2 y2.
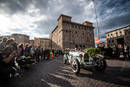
79 54 83 58
96 54 104 58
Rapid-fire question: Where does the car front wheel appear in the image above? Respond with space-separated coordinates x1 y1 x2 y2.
71 59 80 74
96 59 106 72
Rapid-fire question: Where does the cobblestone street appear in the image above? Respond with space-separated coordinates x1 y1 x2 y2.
6 56 130 87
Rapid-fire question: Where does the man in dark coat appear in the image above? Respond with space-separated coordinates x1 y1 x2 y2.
124 43 129 60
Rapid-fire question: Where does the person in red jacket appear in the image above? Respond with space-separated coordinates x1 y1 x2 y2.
50 50 54 59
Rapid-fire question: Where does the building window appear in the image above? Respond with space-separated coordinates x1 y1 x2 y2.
116 32 118 36
63 23 66 26
84 27 86 30
76 25 77 28
83 26 85 29
72 25 74 28
73 25 75 28
82 26 84 29
108 40 110 43
80 26 82 29
125 30 128 34
80 45 82 48
81 26 83 29
83 26 84 29
79 26 81 29
74 25 76 28
120 31 122 35
129 31 130 34
75 45 78 48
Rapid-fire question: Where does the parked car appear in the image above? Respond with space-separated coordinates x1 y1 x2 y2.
63 49 107 74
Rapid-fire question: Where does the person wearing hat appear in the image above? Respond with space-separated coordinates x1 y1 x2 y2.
124 43 129 60
0 37 8 52
0 39 18 83
0 46 17 83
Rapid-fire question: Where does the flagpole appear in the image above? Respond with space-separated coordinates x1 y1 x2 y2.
92 0 100 39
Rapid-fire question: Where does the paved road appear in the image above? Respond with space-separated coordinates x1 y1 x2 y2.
4 56 130 87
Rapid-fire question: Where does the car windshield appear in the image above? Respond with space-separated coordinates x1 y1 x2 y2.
70 50 82 52
70 49 76 52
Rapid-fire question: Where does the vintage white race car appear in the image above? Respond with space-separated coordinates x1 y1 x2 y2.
63 50 107 74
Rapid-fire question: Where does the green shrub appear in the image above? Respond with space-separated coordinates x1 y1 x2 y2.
84 48 100 57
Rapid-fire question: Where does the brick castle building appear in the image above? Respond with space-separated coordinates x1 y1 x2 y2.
50 14 95 50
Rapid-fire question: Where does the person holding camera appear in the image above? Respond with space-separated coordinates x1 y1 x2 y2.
0 37 8 52
0 39 18 83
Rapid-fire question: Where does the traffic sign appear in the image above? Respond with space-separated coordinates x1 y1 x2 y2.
95 38 100 44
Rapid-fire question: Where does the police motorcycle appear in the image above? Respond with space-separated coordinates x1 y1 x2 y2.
16 54 35 69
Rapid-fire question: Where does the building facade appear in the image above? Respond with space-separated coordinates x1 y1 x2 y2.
106 25 130 47
34 38 51 49
50 14 95 50
11 34 29 44
29 40 34 46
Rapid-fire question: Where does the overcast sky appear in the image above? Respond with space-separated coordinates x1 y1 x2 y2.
0 0 130 40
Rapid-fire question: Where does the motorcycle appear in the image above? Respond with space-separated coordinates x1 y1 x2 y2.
16 56 35 69
0 57 19 84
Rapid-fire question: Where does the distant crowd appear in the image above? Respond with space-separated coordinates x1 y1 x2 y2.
0 37 63 85
0 38 63 63
99 43 130 60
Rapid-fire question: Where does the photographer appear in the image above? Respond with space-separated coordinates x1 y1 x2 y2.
0 37 7 52
0 40 17 83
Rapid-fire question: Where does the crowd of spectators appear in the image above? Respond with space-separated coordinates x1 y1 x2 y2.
99 43 130 60
0 37 63 84
0 38 63 63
